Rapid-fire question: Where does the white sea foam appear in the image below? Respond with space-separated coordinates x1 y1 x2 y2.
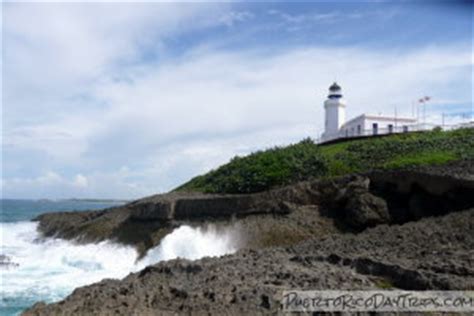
138 225 237 267
0 221 237 313
1 221 138 307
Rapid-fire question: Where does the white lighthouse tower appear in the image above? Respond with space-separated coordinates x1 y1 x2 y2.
321 82 346 141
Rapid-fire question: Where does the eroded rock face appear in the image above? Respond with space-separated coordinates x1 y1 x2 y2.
32 160 474 257
23 208 474 315
23 160 474 315
369 160 474 223
32 182 325 257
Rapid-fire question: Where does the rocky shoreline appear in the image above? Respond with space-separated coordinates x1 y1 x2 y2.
24 160 474 315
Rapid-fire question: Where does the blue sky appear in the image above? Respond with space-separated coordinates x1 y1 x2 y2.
2 1 473 199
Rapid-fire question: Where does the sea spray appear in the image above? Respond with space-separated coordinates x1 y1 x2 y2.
1 221 138 312
137 224 239 267
0 221 238 314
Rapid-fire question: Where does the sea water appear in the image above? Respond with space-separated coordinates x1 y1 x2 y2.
0 199 237 315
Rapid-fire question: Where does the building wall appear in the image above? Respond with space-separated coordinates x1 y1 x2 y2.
341 116 416 137
340 116 365 137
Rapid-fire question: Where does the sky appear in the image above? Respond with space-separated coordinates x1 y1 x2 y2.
2 1 473 199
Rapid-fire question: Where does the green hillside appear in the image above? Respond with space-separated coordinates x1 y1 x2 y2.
176 128 474 194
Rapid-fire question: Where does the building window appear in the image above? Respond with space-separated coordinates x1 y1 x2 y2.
403 125 409 133
388 124 393 133
357 125 361 135
351 127 354 136
372 123 378 135
345 129 349 137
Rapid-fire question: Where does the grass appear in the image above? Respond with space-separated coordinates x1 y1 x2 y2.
176 128 474 194
383 151 458 169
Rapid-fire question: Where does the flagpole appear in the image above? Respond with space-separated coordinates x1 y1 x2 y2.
395 105 398 130
418 98 424 130
423 96 431 129
424 101 426 127
416 100 419 128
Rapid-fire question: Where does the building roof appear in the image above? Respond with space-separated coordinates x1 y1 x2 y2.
363 114 417 122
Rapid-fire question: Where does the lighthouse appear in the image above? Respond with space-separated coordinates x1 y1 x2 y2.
320 81 417 143
321 82 346 141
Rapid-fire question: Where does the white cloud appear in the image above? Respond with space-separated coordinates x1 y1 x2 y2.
37 171 63 186
268 9 340 24
3 171 72 198
2 168 149 200
2 3 472 199
3 2 229 127
219 11 254 27
4 44 471 199
73 174 88 188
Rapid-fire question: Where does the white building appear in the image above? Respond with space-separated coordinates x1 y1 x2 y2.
321 82 417 142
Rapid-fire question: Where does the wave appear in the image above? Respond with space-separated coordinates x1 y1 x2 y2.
139 224 238 266
0 221 237 314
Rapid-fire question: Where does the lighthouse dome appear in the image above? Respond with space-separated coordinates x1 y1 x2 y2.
328 82 342 99
329 82 341 91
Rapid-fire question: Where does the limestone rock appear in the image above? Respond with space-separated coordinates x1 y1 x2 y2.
345 192 390 229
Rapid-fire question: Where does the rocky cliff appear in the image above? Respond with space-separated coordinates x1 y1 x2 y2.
25 208 474 315
34 160 474 255
25 160 474 315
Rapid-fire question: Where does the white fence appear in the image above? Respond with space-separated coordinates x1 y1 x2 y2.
317 121 474 144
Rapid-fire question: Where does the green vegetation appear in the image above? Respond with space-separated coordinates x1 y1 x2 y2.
176 138 327 194
176 128 474 194
374 278 395 289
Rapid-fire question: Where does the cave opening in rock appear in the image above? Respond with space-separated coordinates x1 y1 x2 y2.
369 177 474 224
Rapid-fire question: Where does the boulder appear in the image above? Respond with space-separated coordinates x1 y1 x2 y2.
345 192 390 229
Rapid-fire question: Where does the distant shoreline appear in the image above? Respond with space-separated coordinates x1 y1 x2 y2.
1 198 130 203
62 198 130 203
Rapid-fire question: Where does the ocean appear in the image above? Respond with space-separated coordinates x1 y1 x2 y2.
0 199 236 315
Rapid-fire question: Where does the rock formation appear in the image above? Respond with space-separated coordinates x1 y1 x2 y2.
24 160 474 315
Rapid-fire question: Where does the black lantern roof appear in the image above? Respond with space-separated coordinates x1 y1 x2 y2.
329 82 341 91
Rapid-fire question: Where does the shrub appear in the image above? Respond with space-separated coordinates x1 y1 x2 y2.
176 128 474 194
176 139 327 193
